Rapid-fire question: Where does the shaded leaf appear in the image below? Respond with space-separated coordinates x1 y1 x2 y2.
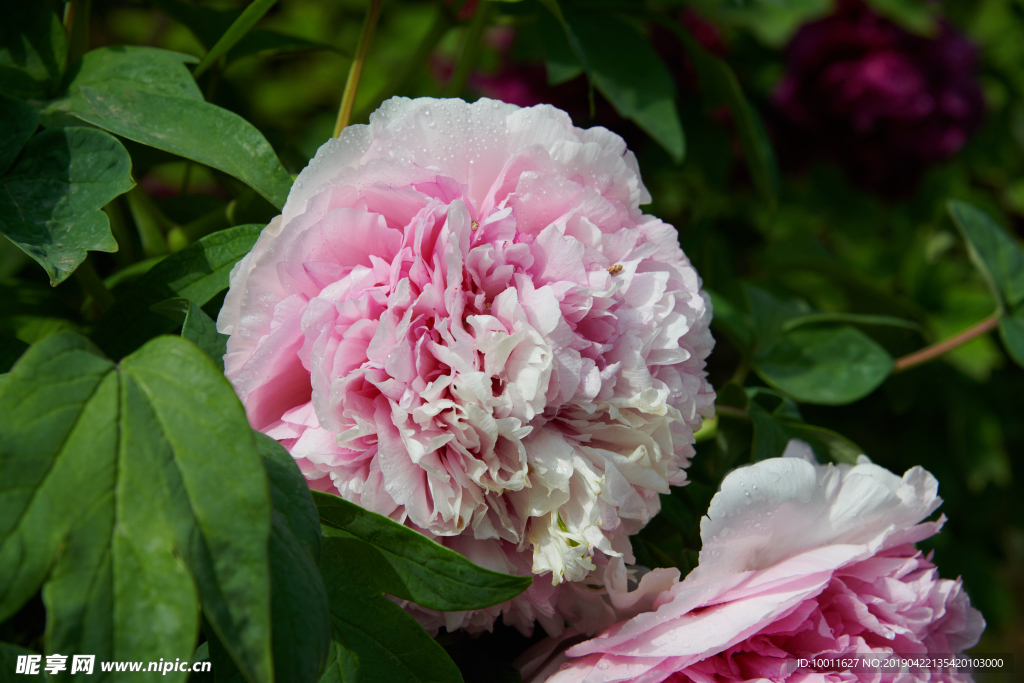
314 492 531 612
672 24 778 204
0 93 38 174
0 333 273 683
0 127 133 284
754 325 893 405
0 335 28 372
562 11 684 161
151 297 229 371
947 201 1024 312
318 541 463 683
44 46 292 209
0 3 66 99
92 224 261 359
998 308 1024 368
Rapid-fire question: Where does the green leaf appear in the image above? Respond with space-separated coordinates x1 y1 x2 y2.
92 223 261 359
537 3 685 159
947 201 1024 313
194 0 280 78
44 46 293 209
0 2 66 99
998 308 1024 368
748 402 862 465
146 0 338 63
672 25 778 205
314 492 531 611
746 284 810 349
259 433 331 683
318 541 463 683
536 10 584 85
0 93 38 174
0 333 273 683
754 325 894 405
151 297 229 372
559 11 684 161
0 127 134 285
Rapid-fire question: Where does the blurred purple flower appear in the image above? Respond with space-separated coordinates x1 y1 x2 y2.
772 0 985 195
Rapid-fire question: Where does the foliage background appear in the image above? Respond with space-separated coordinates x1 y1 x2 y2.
1 0 1022 680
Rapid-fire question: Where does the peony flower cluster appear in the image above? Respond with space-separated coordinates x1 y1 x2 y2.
772 0 985 195
522 442 984 683
218 97 715 633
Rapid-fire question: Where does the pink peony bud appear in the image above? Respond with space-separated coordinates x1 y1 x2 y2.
521 441 985 682
218 97 715 634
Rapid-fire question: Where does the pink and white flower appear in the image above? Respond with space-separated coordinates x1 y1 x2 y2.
217 97 715 633
523 442 984 682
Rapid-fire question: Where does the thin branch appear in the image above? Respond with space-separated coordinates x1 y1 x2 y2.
333 0 384 137
893 312 1001 372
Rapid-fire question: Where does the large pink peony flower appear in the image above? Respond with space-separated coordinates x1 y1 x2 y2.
523 442 984 682
217 97 715 633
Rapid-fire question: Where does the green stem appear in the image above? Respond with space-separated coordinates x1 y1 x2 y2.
715 405 750 421
63 0 92 66
893 312 1001 372
75 258 114 315
444 0 494 97
333 0 384 137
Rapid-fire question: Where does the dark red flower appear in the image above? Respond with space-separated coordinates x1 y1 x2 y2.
772 0 985 195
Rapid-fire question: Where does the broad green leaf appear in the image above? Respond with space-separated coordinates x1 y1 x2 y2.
0 127 133 285
947 201 1024 313
194 0 280 78
314 492 531 611
92 224 261 359
749 403 790 463
0 333 273 683
560 11 684 161
206 434 330 683
0 2 66 99
318 540 463 683
754 325 893 405
44 47 293 209
536 9 584 85
999 309 1024 367
257 433 331 683
746 285 810 349
0 93 38 174
151 297 229 371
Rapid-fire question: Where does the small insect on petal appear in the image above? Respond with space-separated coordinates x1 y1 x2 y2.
471 220 479 231
608 264 623 275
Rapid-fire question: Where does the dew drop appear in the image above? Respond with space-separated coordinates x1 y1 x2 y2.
597 661 609 670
